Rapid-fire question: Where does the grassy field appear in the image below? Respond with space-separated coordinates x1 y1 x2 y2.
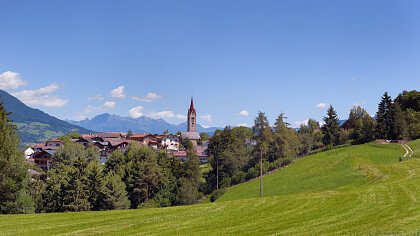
0 141 419 235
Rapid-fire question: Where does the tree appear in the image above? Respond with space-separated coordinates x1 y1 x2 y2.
85 160 107 210
346 106 376 144
272 114 300 161
321 105 341 147
387 103 406 140
404 109 420 140
206 127 252 192
199 132 210 141
103 172 130 210
0 102 34 214
252 111 273 197
375 92 393 139
394 90 420 112
298 119 323 155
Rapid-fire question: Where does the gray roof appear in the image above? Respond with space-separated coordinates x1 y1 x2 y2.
181 132 201 140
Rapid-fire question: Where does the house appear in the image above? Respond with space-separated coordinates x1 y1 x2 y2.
95 132 128 140
45 139 64 148
32 143 46 152
160 134 180 151
29 150 54 171
130 134 158 146
72 137 90 147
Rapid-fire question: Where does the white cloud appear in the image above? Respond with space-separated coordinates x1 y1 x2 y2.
0 71 27 89
176 114 187 120
200 114 212 122
237 123 249 127
316 103 328 109
129 106 144 119
101 101 115 109
88 95 104 101
201 125 209 129
148 111 175 119
132 92 162 102
148 111 186 120
238 110 249 116
77 102 115 120
110 86 125 98
294 119 309 127
12 83 69 107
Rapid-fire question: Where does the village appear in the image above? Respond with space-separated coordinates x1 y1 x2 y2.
24 98 209 172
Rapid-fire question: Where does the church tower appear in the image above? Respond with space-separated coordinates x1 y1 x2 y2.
187 97 196 132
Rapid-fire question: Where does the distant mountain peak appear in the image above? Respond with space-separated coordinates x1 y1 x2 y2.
67 113 219 135
0 90 93 144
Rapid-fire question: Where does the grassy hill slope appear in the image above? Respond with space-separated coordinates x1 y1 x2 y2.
218 142 403 201
0 141 419 235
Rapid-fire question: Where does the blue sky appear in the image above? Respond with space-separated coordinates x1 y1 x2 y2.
0 0 419 128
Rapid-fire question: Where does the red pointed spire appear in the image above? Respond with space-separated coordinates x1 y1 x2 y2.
189 97 195 112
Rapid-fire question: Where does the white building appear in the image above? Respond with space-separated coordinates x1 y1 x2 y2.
161 134 180 151
24 147 34 159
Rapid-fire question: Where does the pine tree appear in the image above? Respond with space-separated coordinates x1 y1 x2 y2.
252 111 273 197
375 92 393 139
0 102 34 214
103 172 130 210
321 105 341 147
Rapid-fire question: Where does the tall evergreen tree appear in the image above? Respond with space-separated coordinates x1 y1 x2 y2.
103 172 130 210
252 111 273 197
0 102 34 214
375 92 393 139
321 105 341 147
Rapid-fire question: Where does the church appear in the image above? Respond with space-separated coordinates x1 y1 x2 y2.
181 97 201 146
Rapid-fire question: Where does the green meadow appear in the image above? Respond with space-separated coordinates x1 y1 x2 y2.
1 140 419 235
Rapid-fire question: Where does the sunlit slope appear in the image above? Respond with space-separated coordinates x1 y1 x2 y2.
0 141 419 235
219 143 405 201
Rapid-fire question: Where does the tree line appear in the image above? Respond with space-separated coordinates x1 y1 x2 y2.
0 90 419 213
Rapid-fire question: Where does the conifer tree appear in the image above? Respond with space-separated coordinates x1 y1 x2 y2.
375 92 393 139
103 172 130 210
321 105 341 147
252 111 273 197
0 102 34 214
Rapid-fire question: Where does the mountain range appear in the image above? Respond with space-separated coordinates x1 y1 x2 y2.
66 113 220 134
0 90 93 144
0 90 220 144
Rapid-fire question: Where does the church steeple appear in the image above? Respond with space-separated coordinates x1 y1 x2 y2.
187 97 196 132
189 97 195 112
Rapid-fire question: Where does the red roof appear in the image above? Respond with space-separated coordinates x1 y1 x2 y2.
32 143 45 148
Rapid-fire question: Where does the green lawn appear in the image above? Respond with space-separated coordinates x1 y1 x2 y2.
1 141 419 235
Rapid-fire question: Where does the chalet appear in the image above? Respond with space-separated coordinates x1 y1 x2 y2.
130 134 157 146
46 139 64 148
95 132 128 140
32 143 46 152
29 150 54 171
72 137 90 147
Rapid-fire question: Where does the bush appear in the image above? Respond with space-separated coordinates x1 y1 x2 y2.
246 167 259 180
209 188 226 202
231 171 246 185
138 199 159 209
